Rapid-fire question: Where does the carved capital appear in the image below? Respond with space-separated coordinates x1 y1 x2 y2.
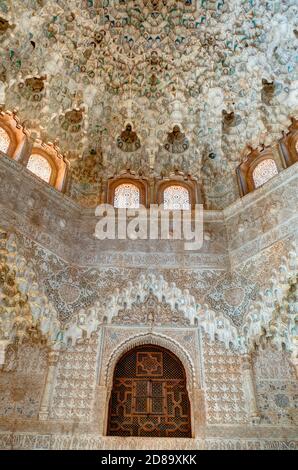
39 406 50 421
250 414 261 425
241 353 253 371
241 353 260 424
48 350 60 366
38 350 60 421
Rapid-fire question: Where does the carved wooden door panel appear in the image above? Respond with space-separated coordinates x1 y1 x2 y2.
107 345 191 437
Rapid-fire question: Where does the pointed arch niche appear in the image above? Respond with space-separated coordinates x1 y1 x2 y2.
27 153 53 184
0 127 10 154
94 331 202 440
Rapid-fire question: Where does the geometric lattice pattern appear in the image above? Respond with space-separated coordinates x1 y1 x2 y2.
27 154 52 183
0 127 10 154
163 185 190 210
252 159 278 189
114 183 140 209
203 338 248 425
107 345 191 437
50 337 98 421
253 349 297 425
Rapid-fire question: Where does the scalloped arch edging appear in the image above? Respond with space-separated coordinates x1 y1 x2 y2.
104 332 196 389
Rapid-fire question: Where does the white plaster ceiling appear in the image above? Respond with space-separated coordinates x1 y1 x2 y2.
0 0 297 207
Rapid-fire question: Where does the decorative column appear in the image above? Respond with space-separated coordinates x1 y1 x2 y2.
290 338 298 378
93 326 108 436
241 354 260 425
192 387 206 441
0 340 9 366
95 384 109 435
291 357 298 378
39 349 60 420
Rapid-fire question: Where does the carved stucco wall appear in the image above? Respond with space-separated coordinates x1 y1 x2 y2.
0 155 297 270
0 331 297 449
253 348 298 426
201 335 248 425
0 342 47 420
50 335 99 422
0 158 297 449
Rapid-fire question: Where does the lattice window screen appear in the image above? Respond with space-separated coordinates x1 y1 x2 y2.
0 127 10 154
114 183 140 209
252 159 278 188
163 185 190 210
107 345 191 437
27 154 52 183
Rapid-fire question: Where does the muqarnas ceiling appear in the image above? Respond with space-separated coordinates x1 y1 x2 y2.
0 0 297 208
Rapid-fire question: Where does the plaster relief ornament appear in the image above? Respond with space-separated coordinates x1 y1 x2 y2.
18 76 47 104
71 150 103 184
112 291 190 327
144 0 168 10
261 79 276 105
117 124 141 153
0 17 15 35
222 111 242 130
164 125 190 154
60 108 85 134
0 231 37 350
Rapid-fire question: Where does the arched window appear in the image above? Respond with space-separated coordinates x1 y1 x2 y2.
107 345 191 437
26 154 52 183
0 127 10 154
252 159 278 189
114 183 140 209
163 185 190 210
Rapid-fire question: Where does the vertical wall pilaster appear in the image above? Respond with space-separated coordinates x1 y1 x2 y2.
191 387 206 439
241 354 260 424
97 385 109 436
39 350 60 421
13 136 33 164
0 340 9 366
290 357 298 379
